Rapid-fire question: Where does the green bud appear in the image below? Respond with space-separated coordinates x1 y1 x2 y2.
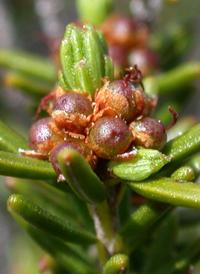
58 148 107 204
171 166 195 181
103 254 129 274
60 23 114 98
108 148 171 181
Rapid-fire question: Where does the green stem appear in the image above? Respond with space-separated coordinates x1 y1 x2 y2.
89 186 123 263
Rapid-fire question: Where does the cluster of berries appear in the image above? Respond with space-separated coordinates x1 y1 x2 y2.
25 66 171 181
101 14 159 77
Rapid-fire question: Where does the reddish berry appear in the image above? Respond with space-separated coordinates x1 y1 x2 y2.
102 14 149 48
128 48 160 76
29 117 53 150
49 139 96 175
129 117 167 150
86 116 132 159
95 78 156 123
108 45 128 67
52 92 93 133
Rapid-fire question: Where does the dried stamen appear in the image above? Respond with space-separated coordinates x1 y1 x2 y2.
165 106 179 131
123 64 144 89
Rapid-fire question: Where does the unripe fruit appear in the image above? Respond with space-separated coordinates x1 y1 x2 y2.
50 139 95 175
52 92 93 133
102 14 149 48
29 117 53 150
95 79 156 123
128 48 160 76
129 117 167 150
86 116 132 159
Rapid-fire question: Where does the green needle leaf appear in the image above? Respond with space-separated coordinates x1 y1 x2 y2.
71 27 85 63
0 151 57 180
103 254 129 274
60 37 76 89
129 177 200 209
162 124 200 171
58 70 71 90
59 23 114 97
104 54 114 81
4 71 53 96
157 62 200 96
0 119 29 153
83 27 105 91
58 148 107 204
8 194 97 246
9 206 98 274
74 58 94 93
108 148 171 181
0 49 57 84
119 200 172 237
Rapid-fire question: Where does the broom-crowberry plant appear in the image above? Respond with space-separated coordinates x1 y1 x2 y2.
1 0 200 273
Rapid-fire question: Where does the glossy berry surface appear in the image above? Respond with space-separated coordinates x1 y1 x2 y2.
87 116 132 159
49 139 93 175
53 92 93 116
95 79 155 123
52 92 93 132
129 117 167 150
29 117 53 150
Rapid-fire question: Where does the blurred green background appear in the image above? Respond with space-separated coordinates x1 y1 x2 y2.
0 0 200 273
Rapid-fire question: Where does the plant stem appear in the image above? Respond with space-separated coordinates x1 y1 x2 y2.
89 186 122 264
